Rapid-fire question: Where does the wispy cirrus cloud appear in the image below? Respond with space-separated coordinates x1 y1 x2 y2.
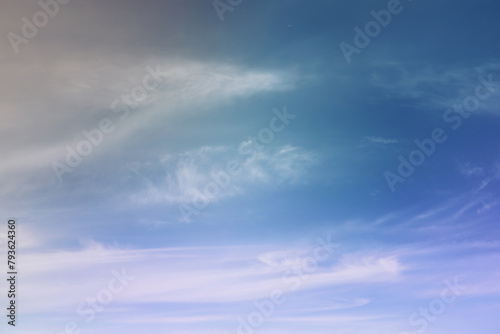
363 136 399 145
129 144 318 207
369 61 500 112
18 239 400 313
16 219 500 333
0 55 297 201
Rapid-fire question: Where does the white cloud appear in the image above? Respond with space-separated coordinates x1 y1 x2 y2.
363 136 399 145
0 55 296 198
370 61 500 112
130 144 318 207
458 162 484 177
17 241 401 314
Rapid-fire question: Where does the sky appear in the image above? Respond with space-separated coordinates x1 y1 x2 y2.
1 0 500 333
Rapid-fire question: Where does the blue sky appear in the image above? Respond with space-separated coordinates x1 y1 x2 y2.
1 0 500 333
